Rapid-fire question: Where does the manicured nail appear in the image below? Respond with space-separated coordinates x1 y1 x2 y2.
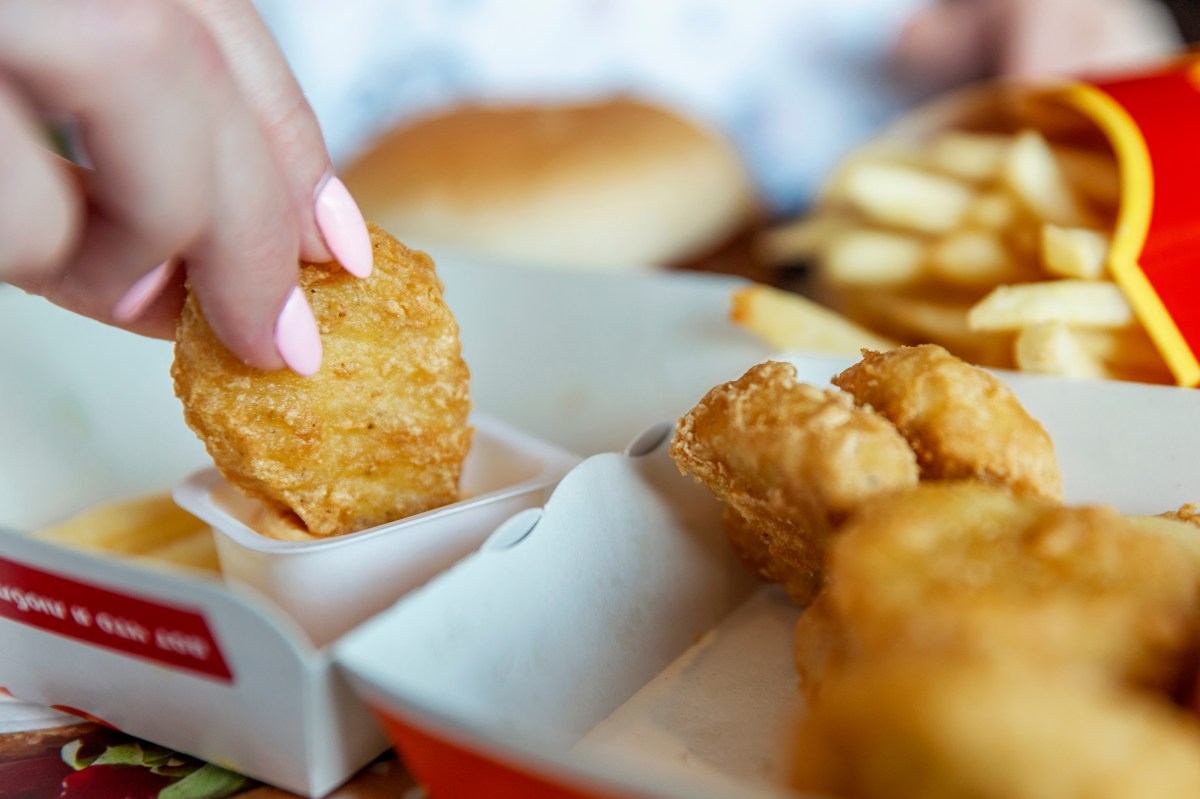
274 286 322 376
314 176 372 278
112 260 175 323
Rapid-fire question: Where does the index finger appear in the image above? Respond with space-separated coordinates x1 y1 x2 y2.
177 0 372 277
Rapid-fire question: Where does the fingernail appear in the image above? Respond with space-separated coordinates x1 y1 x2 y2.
274 286 322 376
112 260 176 323
314 175 372 278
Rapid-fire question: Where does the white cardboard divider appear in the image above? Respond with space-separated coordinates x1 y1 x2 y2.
333 358 1200 799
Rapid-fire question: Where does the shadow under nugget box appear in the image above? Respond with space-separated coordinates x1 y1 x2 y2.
334 354 1200 799
0 414 580 797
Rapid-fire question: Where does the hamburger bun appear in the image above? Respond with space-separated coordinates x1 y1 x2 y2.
342 98 758 270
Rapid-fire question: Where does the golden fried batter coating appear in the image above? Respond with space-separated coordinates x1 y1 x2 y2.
173 224 471 537
792 654 1200 799
1161 503 1200 528
720 506 817 605
832 344 1062 502
795 482 1200 698
670 361 919 604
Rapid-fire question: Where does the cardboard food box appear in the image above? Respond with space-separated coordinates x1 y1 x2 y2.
0 413 580 797
0 231 770 798
334 353 1200 799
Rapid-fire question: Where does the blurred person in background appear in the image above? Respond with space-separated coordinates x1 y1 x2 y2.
0 0 1187 370
255 0 1185 215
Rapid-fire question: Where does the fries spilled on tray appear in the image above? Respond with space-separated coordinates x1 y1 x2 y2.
32 493 219 573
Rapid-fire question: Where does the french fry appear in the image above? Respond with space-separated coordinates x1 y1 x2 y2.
823 230 927 286
1041 224 1108 280
929 230 1022 286
1072 327 1173 384
834 288 1015 368
758 215 856 264
965 190 1021 231
1014 322 1108 379
967 280 1134 331
34 493 208 556
730 284 897 355
138 531 221 574
1003 130 1095 227
841 162 974 234
928 132 1012 182
1003 218 1044 263
819 149 930 204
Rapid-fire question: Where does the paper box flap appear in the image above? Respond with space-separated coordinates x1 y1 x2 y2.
0 532 383 796
335 429 758 746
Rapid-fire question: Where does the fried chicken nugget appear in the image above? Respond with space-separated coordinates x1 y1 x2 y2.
795 482 1200 698
832 344 1062 502
670 361 919 604
792 654 1200 799
1161 503 1200 528
720 506 819 605
173 224 472 537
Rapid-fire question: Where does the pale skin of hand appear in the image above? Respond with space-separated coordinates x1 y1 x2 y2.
0 0 372 375
893 0 1182 88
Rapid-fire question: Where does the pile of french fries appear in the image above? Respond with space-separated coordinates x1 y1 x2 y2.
34 494 221 574
754 124 1172 384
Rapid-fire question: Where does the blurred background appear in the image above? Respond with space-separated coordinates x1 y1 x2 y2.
252 0 1198 278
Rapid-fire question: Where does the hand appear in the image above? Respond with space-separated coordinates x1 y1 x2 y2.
893 0 1182 90
0 0 373 375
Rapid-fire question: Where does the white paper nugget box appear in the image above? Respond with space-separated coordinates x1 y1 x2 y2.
0 414 579 797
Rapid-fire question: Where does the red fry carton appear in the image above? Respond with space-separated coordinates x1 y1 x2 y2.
1066 57 1200 386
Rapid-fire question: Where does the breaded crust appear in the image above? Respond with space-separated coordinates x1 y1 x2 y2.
793 482 1200 799
832 344 1063 501
670 360 919 604
792 653 1200 799
172 224 471 536
796 482 1200 697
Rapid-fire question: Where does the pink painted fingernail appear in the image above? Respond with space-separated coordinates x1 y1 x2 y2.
274 286 322 376
112 260 176 323
314 175 372 278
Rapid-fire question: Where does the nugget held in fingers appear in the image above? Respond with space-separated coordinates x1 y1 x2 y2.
832 344 1062 501
173 224 472 537
670 361 919 603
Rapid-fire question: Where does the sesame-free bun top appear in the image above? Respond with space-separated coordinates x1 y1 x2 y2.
342 98 758 270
